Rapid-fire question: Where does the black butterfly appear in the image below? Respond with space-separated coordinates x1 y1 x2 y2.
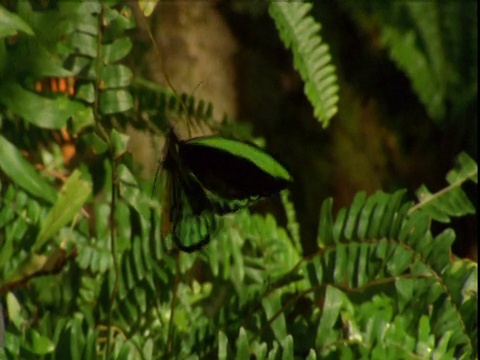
160 128 292 252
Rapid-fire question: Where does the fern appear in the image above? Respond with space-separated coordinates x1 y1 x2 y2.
269 2 339 127
382 25 445 120
185 180 476 358
372 2 476 124
299 189 475 358
130 79 215 133
411 152 477 222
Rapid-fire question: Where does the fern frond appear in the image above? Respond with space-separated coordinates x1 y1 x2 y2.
131 80 215 133
281 191 302 253
406 2 447 97
269 2 339 127
411 152 477 222
375 2 477 124
382 25 445 120
306 190 476 357
226 328 315 359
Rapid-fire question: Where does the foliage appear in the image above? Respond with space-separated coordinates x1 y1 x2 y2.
269 1 339 127
345 2 477 125
0 1 477 360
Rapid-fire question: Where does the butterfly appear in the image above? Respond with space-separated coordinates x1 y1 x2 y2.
158 127 292 252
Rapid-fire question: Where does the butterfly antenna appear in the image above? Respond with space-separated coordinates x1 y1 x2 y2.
144 14 193 137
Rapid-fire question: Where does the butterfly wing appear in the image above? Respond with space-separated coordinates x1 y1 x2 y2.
161 130 221 252
168 164 218 252
179 136 292 200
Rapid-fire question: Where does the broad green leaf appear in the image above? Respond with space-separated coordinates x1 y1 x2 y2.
112 129 130 157
81 131 109 154
6 292 23 329
6 39 74 77
0 136 57 203
142 339 154 359
0 5 34 38
101 64 133 89
0 83 90 129
102 37 133 63
34 170 91 251
23 329 54 355
70 106 95 133
67 32 97 57
4 331 21 357
185 136 292 181
99 89 133 114
75 83 95 103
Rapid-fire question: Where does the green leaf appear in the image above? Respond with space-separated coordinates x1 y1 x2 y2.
262 290 287 342
6 292 24 329
318 197 334 246
0 136 57 203
34 170 91 252
99 89 133 114
1 249 69 295
142 339 154 359
281 335 294 360
75 83 95 103
235 328 250 360
101 64 133 89
416 315 434 357
0 83 90 129
67 32 97 57
137 0 160 17
315 286 344 347
306 349 317 360
69 314 86 360
218 331 228 360
81 131 109 154
0 5 34 38
23 328 55 355
111 129 130 157
102 37 133 63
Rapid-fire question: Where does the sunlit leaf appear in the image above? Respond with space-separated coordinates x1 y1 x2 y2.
0 136 57 203
34 170 91 251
